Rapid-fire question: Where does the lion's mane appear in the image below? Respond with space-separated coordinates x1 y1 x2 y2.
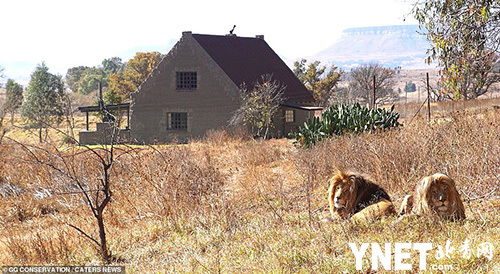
328 171 395 222
400 173 466 221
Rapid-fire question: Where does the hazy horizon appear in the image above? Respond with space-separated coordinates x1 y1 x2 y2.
0 0 418 85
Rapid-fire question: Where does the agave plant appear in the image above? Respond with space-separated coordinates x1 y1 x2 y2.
291 103 401 147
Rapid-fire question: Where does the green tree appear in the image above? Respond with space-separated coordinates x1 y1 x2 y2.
102 57 124 74
0 65 4 84
4 79 24 124
108 52 164 99
65 66 89 92
22 63 65 143
404 81 417 92
66 57 123 94
293 59 343 106
92 89 124 123
413 0 500 99
230 75 285 138
76 67 107 95
106 73 129 102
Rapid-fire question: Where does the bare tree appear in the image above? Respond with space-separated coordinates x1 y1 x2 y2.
230 74 285 139
348 64 398 106
5 106 136 263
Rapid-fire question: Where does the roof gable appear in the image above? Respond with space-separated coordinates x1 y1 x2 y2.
191 34 314 103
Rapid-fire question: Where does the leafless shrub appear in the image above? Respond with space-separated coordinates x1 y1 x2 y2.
230 74 285 138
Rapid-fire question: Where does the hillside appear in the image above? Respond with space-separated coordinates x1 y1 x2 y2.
313 25 434 70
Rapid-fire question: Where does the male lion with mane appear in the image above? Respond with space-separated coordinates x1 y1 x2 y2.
399 173 466 221
328 171 395 222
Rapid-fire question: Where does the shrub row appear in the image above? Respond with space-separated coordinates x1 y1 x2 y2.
291 103 401 147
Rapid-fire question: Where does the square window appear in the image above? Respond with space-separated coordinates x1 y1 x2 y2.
176 72 197 90
167 112 187 130
285 110 295 123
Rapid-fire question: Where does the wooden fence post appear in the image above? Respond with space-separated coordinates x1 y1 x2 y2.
427 72 431 122
373 75 376 109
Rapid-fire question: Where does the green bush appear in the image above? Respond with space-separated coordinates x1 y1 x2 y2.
291 103 401 147
404 81 417 92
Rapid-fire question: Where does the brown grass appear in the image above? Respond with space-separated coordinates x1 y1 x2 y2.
0 100 498 273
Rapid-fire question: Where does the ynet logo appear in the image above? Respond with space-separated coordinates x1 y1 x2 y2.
349 243 433 271
349 241 494 271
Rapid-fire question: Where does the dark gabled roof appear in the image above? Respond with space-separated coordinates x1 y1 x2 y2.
192 34 314 103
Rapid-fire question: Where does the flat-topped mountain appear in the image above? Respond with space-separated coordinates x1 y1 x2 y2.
312 25 434 69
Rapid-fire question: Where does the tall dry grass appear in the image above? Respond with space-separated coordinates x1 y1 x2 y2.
0 103 498 272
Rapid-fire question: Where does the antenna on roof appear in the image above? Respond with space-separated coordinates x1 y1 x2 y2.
227 25 236 36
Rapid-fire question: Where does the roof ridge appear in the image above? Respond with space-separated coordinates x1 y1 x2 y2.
191 33 263 40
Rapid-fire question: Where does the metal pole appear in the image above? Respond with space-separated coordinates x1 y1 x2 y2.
86 112 89 131
127 107 130 129
373 75 376 109
405 90 408 118
427 72 431 122
98 81 103 107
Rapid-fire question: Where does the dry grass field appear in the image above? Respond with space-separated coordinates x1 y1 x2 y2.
0 99 499 273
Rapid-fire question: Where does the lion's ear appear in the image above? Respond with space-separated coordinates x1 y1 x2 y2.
348 175 358 190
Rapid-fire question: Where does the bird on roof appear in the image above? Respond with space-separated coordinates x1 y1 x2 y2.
229 25 236 35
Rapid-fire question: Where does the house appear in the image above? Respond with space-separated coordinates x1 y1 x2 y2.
79 31 321 144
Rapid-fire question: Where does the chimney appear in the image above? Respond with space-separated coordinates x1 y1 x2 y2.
255 35 264 40
182 31 192 36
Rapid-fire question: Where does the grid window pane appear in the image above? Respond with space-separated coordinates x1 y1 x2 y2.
285 110 295 123
168 112 187 130
176 72 197 90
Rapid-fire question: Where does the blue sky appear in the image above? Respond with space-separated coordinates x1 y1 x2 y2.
0 0 416 85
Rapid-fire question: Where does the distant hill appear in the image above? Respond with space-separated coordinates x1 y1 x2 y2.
312 25 435 70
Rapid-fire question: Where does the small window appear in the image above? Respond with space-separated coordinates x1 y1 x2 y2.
167 112 187 130
176 72 197 90
285 110 295 123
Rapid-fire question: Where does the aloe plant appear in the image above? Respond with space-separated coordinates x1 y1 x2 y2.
291 103 401 147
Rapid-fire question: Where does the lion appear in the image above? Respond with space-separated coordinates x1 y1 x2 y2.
328 171 395 223
398 173 466 221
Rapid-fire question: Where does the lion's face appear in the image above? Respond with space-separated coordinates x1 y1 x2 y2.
429 181 451 212
412 173 466 220
328 172 357 217
333 181 354 210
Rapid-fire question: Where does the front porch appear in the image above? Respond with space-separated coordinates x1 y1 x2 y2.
77 103 131 145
